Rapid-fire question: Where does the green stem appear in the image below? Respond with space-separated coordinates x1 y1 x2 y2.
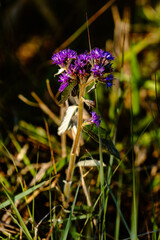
63 84 86 203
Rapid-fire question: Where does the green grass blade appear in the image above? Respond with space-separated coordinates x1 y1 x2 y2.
105 180 131 237
10 133 36 177
82 124 121 160
60 179 81 240
0 180 46 209
130 82 139 240
0 181 32 240
115 172 123 240
131 45 140 115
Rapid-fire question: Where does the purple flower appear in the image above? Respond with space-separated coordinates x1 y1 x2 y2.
91 111 101 127
76 53 90 69
91 48 114 61
90 48 104 59
103 51 114 61
91 64 105 77
69 52 91 78
90 48 114 83
76 52 91 67
67 53 91 77
58 72 70 92
67 63 78 76
105 74 114 88
52 49 77 67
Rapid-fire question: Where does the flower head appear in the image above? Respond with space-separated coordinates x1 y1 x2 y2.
90 48 114 65
76 52 91 67
52 48 115 93
74 53 91 77
90 48 114 79
90 48 104 59
91 64 105 77
52 49 77 67
91 111 101 127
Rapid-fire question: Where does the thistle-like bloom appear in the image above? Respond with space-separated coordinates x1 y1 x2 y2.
52 47 115 92
91 48 114 62
91 64 105 77
90 48 104 59
75 53 91 78
90 48 114 82
52 49 77 67
75 52 91 68
91 111 101 127
58 72 70 92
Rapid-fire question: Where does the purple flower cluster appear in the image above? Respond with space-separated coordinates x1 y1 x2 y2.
52 48 114 92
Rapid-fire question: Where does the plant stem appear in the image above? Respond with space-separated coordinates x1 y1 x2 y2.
63 84 86 203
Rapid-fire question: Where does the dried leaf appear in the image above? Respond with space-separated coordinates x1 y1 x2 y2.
77 159 106 167
58 105 78 135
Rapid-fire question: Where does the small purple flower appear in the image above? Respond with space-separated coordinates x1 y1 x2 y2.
91 64 105 77
105 74 114 88
52 49 77 67
67 63 78 76
91 111 101 127
76 52 91 67
73 52 91 78
76 53 91 68
58 72 70 92
90 48 104 59
90 48 114 83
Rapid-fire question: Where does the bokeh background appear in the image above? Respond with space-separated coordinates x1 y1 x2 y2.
0 0 136 132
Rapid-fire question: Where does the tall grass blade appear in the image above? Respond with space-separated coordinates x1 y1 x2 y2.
0 181 46 209
10 133 36 177
130 45 140 115
60 179 81 240
130 81 138 240
115 172 123 240
105 180 131 237
0 181 32 240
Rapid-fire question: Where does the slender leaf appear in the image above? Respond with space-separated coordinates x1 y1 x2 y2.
131 45 140 115
60 179 81 240
82 124 121 160
0 181 46 209
0 181 32 240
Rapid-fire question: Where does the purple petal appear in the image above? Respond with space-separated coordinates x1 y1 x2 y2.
91 111 101 127
91 64 105 77
105 74 114 88
58 72 70 92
